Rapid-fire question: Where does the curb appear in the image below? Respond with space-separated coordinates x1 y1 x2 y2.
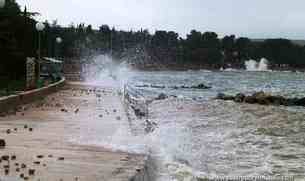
0 78 66 113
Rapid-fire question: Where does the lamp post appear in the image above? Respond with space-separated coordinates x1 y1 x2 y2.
0 0 5 8
35 22 45 82
36 22 45 60
55 37 62 58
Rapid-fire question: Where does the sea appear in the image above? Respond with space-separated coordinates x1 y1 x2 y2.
84 55 305 181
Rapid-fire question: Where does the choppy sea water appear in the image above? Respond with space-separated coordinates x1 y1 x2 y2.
90 68 305 181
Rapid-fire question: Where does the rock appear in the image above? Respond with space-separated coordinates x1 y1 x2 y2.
11 155 16 160
181 85 188 89
216 93 235 101
136 168 141 172
6 129 11 134
251 92 272 105
21 163 26 168
253 91 271 99
192 83 211 89
37 155 44 159
0 139 6 147
58 157 65 161
24 125 28 129
151 85 166 89
197 177 209 181
266 96 285 105
29 128 33 132
20 173 24 178
244 96 257 104
2 155 9 161
5 169 9 175
61 108 68 112
256 97 271 105
55 103 62 107
133 108 146 117
33 161 40 165
216 93 225 99
235 93 246 102
155 93 168 100
16 168 20 172
74 108 79 114
29 169 35 175
294 97 305 106
144 120 157 133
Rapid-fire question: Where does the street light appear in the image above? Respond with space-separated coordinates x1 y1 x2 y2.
55 37 62 58
35 22 45 82
56 37 62 44
0 0 5 8
36 22 45 60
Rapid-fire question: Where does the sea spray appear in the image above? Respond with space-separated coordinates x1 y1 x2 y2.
75 63 305 180
245 58 269 71
82 54 135 89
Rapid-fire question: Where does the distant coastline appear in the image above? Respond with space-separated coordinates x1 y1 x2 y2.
130 63 305 72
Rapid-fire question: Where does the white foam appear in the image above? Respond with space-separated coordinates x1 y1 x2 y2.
82 54 135 89
245 58 269 71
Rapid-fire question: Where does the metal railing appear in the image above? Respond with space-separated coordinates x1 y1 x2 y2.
123 84 149 118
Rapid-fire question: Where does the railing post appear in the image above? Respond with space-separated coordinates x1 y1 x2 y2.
146 101 149 119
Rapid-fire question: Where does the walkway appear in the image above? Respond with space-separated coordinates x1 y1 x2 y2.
0 82 148 181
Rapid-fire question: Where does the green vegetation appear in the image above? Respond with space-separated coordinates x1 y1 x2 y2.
1 0 305 78
39 24 305 70
0 79 24 96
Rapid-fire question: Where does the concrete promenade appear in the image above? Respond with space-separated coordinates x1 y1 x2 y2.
0 82 149 181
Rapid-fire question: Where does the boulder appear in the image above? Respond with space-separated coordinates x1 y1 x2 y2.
266 96 285 105
235 93 246 102
133 108 146 117
192 83 211 89
244 96 257 104
216 93 235 101
256 97 271 105
0 139 6 148
294 97 305 106
155 93 168 100
216 91 305 107
252 91 272 105
253 91 272 99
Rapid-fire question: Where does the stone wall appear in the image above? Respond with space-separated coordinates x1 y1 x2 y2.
0 78 65 113
26 57 36 89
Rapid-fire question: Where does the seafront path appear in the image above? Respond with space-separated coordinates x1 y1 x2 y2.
0 81 148 181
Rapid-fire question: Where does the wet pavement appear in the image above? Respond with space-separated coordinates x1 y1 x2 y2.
0 82 147 181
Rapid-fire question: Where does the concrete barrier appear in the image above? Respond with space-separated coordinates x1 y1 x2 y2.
131 156 157 181
0 78 65 113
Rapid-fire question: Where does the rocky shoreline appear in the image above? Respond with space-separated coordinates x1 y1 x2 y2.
136 83 211 90
216 91 305 106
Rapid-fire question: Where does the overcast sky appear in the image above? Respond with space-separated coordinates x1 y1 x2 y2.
17 0 305 39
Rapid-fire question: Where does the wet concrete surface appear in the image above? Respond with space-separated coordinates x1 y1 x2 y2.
0 82 147 181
